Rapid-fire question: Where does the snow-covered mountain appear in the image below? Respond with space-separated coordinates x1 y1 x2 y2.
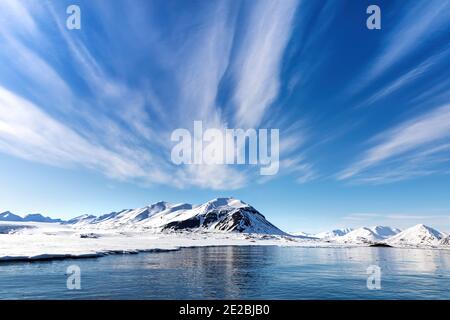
290 231 314 237
439 236 450 246
314 228 353 239
2 204 449 246
336 226 401 243
0 211 23 221
65 214 97 225
370 226 401 238
387 224 446 246
23 214 62 223
68 198 286 235
0 211 61 223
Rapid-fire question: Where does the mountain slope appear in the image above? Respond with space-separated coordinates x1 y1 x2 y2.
439 236 450 246
370 226 401 238
290 231 314 237
315 228 353 239
0 211 61 223
65 214 97 225
387 224 445 246
71 198 285 235
23 214 62 223
336 226 401 243
0 211 23 222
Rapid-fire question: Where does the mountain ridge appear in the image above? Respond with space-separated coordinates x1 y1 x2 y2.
387 224 446 246
1 201 448 245
0 211 61 223
64 198 286 235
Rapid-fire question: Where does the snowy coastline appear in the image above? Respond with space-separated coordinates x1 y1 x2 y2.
1 198 449 262
0 221 338 262
1 221 449 263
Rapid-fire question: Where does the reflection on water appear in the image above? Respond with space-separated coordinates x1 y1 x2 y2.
0 246 449 299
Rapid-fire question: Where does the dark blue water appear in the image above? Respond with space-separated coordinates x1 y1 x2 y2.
1 246 449 299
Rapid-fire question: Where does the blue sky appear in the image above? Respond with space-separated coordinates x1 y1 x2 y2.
0 0 450 233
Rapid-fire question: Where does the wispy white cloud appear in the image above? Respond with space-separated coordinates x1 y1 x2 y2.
0 1 307 190
0 32 73 107
231 0 299 128
385 214 449 220
362 1 450 87
339 103 450 181
0 0 39 36
0 86 161 182
282 155 317 184
342 213 381 221
360 46 450 108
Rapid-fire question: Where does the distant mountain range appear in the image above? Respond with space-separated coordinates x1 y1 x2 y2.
1 198 449 247
314 228 354 239
292 226 401 241
334 226 402 243
3 198 284 234
303 224 448 246
0 211 62 223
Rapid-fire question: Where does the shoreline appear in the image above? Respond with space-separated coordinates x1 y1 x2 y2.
2 240 449 264
1 221 449 264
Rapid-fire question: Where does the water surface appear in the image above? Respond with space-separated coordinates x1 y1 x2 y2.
0 246 449 299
